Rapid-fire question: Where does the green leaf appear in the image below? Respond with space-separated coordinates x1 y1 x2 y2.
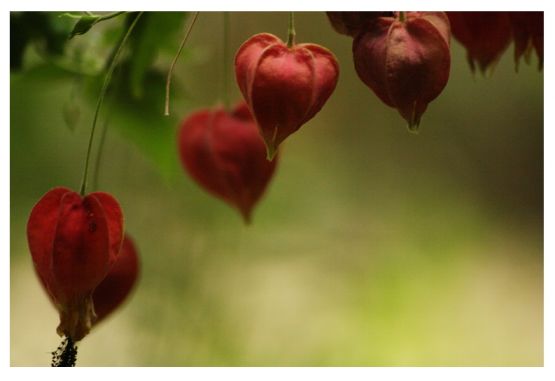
10 12 73 70
127 12 188 99
84 64 186 182
62 99 80 131
68 15 101 39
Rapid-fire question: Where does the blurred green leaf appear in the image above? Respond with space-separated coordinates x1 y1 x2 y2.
67 14 101 38
84 63 184 182
127 12 188 99
63 12 127 39
62 98 81 131
10 12 73 70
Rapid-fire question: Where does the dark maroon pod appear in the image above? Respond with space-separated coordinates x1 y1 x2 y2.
326 12 393 37
93 234 140 323
353 12 451 131
235 33 339 159
447 12 512 73
178 102 278 223
509 12 543 70
27 187 124 341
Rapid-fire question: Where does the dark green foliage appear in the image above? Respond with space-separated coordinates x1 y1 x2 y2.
67 14 101 38
10 12 72 70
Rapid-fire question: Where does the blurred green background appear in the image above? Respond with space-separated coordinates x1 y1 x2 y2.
10 12 543 366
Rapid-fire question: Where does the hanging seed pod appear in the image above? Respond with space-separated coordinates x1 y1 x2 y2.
235 33 339 159
509 12 543 70
27 187 124 341
353 12 451 131
326 12 394 37
447 11 512 73
178 102 278 223
93 234 139 323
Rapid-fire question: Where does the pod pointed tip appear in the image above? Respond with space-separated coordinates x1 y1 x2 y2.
265 144 278 161
240 208 253 226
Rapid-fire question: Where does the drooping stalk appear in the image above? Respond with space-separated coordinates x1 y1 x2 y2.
79 12 143 196
164 12 200 116
91 110 112 191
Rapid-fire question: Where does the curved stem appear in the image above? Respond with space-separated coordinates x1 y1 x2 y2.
79 12 143 196
98 11 126 22
164 12 200 116
286 12 296 48
222 12 230 110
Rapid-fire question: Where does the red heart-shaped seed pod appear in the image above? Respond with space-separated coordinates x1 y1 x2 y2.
326 12 393 37
235 33 339 159
447 12 512 73
93 234 139 323
509 12 543 71
178 102 278 223
353 12 451 131
27 187 124 341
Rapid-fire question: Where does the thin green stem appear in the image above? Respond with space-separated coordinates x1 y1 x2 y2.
79 12 143 196
91 117 109 191
398 11 406 22
222 12 230 110
98 11 126 22
287 12 296 48
164 12 200 116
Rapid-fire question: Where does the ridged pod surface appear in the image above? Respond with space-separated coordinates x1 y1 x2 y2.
235 33 339 159
447 12 512 73
93 234 139 323
353 12 451 130
509 12 543 70
27 187 124 340
178 102 277 223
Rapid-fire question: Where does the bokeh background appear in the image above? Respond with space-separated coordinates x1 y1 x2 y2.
10 12 543 366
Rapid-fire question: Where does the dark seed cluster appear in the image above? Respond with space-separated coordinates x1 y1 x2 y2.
51 337 78 367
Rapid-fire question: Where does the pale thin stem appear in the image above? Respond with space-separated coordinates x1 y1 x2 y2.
164 12 200 116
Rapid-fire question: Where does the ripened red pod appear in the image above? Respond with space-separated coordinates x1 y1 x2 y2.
326 12 393 37
509 12 543 70
447 12 512 73
235 33 339 159
353 12 451 130
178 102 278 223
93 234 139 323
27 187 124 341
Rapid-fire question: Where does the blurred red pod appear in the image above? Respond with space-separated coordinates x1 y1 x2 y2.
353 12 451 131
93 234 140 323
447 12 512 73
26 187 124 341
509 12 543 70
235 33 339 159
326 12 393 37
178 102 278 223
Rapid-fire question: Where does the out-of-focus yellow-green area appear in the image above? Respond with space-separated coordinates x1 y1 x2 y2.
10 12 543 366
